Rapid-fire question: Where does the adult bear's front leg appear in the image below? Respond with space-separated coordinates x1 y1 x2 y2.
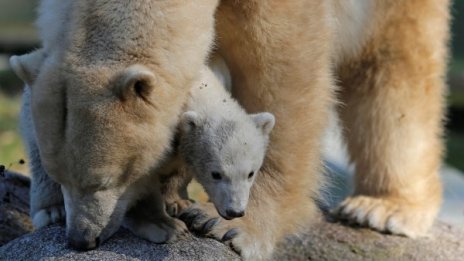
179 1 336 259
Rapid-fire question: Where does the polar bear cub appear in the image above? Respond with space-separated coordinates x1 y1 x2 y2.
163 62 275 220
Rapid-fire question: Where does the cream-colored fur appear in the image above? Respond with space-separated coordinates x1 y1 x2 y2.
331 0 375 62
177 0 450 260
11 0 219 250
335 0 449 239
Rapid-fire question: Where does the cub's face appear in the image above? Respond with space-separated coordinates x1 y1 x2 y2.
29 57 189 249
180 111 275 220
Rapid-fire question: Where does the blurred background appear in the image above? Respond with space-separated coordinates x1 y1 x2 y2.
0 0 36 174
0 1 462 223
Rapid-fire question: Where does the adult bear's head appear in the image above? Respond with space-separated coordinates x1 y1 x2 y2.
11 0 218 250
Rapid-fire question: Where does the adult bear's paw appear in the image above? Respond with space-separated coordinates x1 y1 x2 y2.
32 205 66 228
178 203 243 255
333 195 437 238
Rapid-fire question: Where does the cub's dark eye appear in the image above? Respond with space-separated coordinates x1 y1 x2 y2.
211 172 222 180
248 171 255 179
134 80 145 97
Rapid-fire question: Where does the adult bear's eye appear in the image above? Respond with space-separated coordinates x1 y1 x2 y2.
248 171 255 179
211 172 222 180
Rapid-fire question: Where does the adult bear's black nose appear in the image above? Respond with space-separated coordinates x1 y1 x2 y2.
68 235 100 251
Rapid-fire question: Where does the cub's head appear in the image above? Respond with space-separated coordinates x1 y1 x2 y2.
180 111 275 220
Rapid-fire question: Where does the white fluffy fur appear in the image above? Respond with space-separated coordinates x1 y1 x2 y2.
168 64 275 220
332 0 374 61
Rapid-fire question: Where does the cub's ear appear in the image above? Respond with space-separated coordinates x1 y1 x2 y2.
181 111 200 133
9 49 46 85
251 112 275 136
116 65 157 102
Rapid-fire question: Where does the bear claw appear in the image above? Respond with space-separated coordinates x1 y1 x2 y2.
333 195 436 238
201 217 221 234
221 228 239 242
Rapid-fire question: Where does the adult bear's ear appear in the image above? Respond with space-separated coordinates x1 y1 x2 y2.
116 65 157 102
9 49 46 85
251 112 275 136
181 111 200 133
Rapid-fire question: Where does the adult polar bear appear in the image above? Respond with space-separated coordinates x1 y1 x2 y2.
15 0 449 260
14 0 220 250
179 0 450 259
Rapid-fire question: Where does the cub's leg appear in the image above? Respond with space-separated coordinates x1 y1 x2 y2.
335 0 450 237
124 180 189 243
20 87 65 228
179 1 334 260
159 161 193 217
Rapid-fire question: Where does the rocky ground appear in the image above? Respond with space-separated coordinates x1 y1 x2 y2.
0 171 32 245
1 170 463 260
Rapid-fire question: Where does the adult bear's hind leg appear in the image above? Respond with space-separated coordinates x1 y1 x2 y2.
179 1 335 260
335 0 450 237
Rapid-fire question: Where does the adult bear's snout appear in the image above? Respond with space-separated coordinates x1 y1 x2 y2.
67 232 100 251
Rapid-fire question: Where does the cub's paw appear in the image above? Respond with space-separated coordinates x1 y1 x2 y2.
333 195 437 238
157 218 190 243
32 205 66 228
178 203 242 255
166 199 194 217
126 217 190 243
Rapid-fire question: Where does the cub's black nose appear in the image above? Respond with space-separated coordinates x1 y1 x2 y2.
226 209 245 218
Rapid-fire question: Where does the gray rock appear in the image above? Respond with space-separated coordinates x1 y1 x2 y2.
0 171 33 245
0 225 239 261
1 218 463 261
1 169 464 261
274 218 464 261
